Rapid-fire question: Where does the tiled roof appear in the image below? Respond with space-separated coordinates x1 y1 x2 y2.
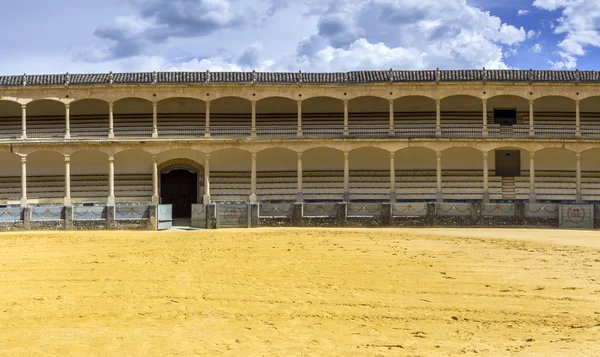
1 70 599 87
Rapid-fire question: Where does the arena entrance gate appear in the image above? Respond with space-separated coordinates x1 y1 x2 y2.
160 169 198 219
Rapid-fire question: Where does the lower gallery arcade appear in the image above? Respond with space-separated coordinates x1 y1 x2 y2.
1 142 599 218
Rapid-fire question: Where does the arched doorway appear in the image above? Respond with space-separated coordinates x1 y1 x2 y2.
158 157 205 219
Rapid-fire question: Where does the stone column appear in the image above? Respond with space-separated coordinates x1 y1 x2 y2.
152 155 159 205
205 101 211 137
483 151 489 203
152 102 158 138
297 100 303 137
251 101 257 137
250 152 257 203
529 152 536 203
575 100 581 137
390 151 396 203
108 102 115 139
576 152 582 203
108 155 115 206
343 100 349 136
65 104 71 139
297 152 303 202
435 99 441 137
21 104 27 139
436 151 442 203
529 100 535 136
20 156 27 208
344 152 350 201
204 154 211 203
389 99 395 136
482 99 488 136
64 155 72 206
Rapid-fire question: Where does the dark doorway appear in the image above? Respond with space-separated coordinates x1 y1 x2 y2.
494 108 517 126
495 150 521 177
161 169 198 218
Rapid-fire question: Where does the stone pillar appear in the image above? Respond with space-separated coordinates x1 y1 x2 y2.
343 100 349 136
576 152 582 203
250 203 259 228
206 203 217 229
482 99 488 136
64 155 72 207
529 152 536 203
152 155 159 205
483 151 489 203
108 102 115 139
389 99 395 136
108 155 115 206
575 100 581 137
529 100 535 136
389 151 396 203
65 103 71 139
106 205 116 228
147 205 157 231
152 102 158 138
205 101 211 137
251 101 257 137
22 207 32 231
436 151 442 203
21 104 27 139
204 154 211 204
343 152 350 201
250 152 257 203
297 152 303 202
64 206 74 230
336 202 347 227
297 100 303 137
381 202 392 227
435 99 441 137
20 156 27 208
292 203 303 226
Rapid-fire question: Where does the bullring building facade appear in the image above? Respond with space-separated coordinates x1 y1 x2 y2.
1 69 599 230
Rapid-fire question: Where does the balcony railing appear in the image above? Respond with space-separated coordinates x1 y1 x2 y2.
6 124 600 141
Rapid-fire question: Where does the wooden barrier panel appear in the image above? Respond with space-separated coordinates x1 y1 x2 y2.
392 203 428 217
481 203 515 217
31 206 63 221
74 206 106 221
347 203 383 217
157 204 172 230
0 207 22 222
303 203 337 217
116 205 149 220
437 203 473 217
525 203 559 218
559 204 594 229
259 203 293 218
191 204 206 228
217 204 249 228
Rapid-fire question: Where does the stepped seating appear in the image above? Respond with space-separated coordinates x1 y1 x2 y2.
349 171 389 201
0 175 152 204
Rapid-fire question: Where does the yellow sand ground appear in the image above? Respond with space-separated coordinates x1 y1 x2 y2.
0 228 599 356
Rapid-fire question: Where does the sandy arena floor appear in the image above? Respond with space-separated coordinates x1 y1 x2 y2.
1 228 599 356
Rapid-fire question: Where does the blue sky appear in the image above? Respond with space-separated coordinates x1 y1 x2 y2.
0 0 598 75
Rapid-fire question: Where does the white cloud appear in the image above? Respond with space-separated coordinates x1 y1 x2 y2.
518 9 530 15
532 43 543 53
533 0 600 68
527 30 541 40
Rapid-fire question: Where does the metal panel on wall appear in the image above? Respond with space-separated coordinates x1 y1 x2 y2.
525 203 559 218
191 204 206 228
559 204 594 229
31 206 63 221
217 204 249 228
437 203 473 217
157 204 173 231
481 203 515 217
